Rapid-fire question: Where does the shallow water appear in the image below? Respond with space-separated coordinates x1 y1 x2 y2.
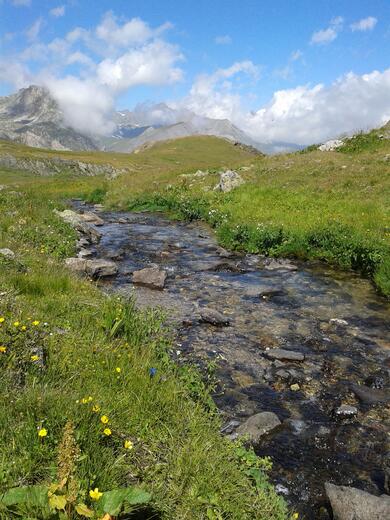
74 203 390 519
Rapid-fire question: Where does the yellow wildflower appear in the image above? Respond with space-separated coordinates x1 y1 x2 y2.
13 321 20 327
0 346 6 353
81 397 88 404
88 396 93 402
21 325 27 331
0 317 5 323
115 367 121 373
89 488 103 501
38 428 48 437
100 415 109 424
32 320 40 326
124 440 133 450
292 514 299 520
92 404 100 413
103 428 112 436
31 355 39 362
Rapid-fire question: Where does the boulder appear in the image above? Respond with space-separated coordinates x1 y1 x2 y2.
75 222 102 244
318 139 344 152
214 170 244 192
0 248 15 259
65 257 88 273
325 483 390 520
65 258 117 278
79 211 105 226
54 209 83 227
77 248 93 259
132 267 167 290
236 412 281 444
199 307 231 326
264 349 305 362
85 259 118 278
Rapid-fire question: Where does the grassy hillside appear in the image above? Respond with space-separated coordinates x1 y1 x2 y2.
0 138 288 519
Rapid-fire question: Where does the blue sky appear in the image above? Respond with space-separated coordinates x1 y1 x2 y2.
0 0 389 144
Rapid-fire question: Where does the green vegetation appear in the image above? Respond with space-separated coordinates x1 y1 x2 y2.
0 140 288 519
0 126 389 517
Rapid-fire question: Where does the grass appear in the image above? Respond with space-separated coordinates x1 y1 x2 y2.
0 139 288 519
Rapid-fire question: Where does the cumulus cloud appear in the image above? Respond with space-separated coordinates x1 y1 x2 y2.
241 69 390 144
215 35 232 45
311 17 343 44
180 61 259 120
96 40 183 91
50 5 65 18
1 12 183 135
350 16 377 32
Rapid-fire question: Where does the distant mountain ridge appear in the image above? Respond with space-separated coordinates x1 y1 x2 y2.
0 85 300 154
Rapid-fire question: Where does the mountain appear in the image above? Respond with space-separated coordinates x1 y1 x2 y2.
0 85 300 154
0 86 98 151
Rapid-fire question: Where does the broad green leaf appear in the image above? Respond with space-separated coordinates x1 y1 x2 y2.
0 485 48 508
100 487 151 516
49 494 67 510
76 503 94 518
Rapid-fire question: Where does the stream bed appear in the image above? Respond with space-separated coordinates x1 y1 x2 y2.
73 202 390 519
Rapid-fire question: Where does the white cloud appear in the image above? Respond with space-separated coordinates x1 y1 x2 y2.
350 16 377 32
50 5 65 18
215 35 232 45
43 76 115 134
274 50 303 79
179 61 259 121
11 0 31 6
241 68 390 144
26 17 43 41
311 17 343 44
96 40 184 91
1 12 184 135
95 11 173 49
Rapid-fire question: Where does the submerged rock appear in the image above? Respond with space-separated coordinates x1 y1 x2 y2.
350 383 390 404
325 482 390 520
132 267 167 290
263 258 298 271
236 412 281 444
335 404 358 416
199 307 231 326
264 349 305 362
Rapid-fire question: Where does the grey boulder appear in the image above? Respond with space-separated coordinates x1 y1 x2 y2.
236 412 281 445
325 483 390 520
132 267 167 290
0 248 16 259
214 170 244 192
65 258 117 278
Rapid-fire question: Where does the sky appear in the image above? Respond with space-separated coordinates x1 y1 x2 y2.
0 0 390 144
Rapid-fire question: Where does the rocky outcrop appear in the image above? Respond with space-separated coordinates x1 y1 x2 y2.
132 267 167 290
0 154 127 178
236 412 281 444
318 139 345 151
325 483 390 520
214 170 244 192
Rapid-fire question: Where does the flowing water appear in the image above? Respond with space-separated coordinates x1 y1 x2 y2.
74 203 390 519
